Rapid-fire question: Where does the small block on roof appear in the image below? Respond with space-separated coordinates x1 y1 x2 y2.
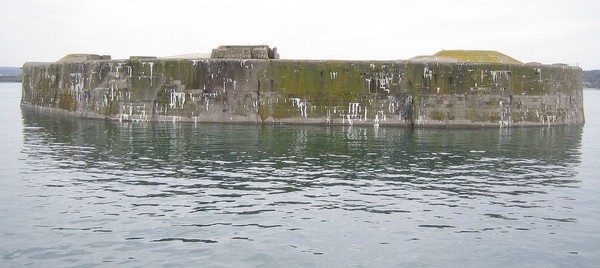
211 45 279 59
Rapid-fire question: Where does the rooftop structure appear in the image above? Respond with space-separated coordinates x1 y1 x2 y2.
211 45 279 59
56 54 111 63
410 50 522 64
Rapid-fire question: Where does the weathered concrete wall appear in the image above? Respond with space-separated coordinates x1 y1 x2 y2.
21 57 584 127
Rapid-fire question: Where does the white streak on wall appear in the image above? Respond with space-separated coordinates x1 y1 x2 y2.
290 97 308 118
347 102 360 122
148 62 153 86
423 67 433 81
490 70 511 84
170 90 186 109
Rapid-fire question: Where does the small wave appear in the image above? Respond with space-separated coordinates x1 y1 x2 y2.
151 238 218 243
418 224 456 229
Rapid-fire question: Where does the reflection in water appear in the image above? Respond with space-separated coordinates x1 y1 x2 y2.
21 109 582 200
13 108 587 266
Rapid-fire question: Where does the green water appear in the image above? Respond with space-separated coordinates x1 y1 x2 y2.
1 83 599 267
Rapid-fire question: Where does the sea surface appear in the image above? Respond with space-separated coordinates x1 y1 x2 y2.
1 82 599 267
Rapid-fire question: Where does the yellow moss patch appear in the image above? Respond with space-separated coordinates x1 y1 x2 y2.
435 50 522 64
412 50 522 64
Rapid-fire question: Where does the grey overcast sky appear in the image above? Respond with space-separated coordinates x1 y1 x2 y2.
1 0 599 69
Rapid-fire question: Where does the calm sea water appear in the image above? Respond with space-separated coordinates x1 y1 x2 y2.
1 82 599 267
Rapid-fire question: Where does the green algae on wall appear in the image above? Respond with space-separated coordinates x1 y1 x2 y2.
21 55 584 127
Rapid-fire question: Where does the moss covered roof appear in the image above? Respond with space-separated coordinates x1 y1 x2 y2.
410 50 522 64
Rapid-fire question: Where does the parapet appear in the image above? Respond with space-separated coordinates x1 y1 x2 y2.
56 54 111 62
129 56 157 60
211 45 279 59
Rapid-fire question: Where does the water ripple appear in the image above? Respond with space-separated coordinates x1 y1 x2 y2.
4 106 595 267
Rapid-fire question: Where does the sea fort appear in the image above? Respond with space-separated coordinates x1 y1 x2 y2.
21 45 584 127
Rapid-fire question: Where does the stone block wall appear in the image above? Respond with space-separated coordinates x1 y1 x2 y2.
21 56 584 127
211 45 279 59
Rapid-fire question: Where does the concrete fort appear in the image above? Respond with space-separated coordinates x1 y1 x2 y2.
21 46 584 127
